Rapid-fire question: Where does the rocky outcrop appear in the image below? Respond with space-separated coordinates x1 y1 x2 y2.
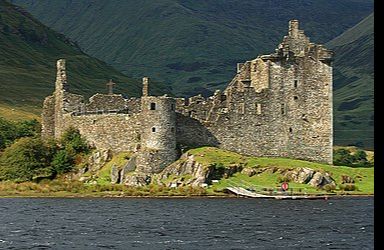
157 154 211 187
282 167 314 183
110 165 120 184
308 172 335 187
119 155 137 184
281 167 335 188
241 167 258 177
341 175 355 184
88 149 111 172
155 153 243 187
124 173 151 187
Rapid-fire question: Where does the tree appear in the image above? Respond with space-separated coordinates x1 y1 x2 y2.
60 127 89 154
0 137 53 181
51 150 74 174
0 117 41 150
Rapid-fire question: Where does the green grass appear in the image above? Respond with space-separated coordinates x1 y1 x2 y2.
0 179 210 197
95 152 132 185
0 146 374 197
0 104 40 121
189 147 374 195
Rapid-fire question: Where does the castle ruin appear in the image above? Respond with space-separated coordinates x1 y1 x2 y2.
42 20 334 174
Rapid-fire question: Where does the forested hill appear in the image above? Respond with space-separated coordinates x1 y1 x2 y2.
0 0 169 110
5 0 375 148
327 13 374 149
11 0 373 96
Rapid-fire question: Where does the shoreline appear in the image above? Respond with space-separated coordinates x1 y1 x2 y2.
0 193 374 199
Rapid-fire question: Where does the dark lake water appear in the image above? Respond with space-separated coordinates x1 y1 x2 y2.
0 197 373 249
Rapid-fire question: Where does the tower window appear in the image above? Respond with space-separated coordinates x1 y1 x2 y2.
150 103 156 110
171 104 175 111
239 103 245 114
152 127 156 132
281 104 286 115
256 103 262 115
294 80 298 88
289 127 293 133
293 96 298 100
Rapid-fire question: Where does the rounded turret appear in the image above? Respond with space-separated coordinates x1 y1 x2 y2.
141 96 176 150
136 95 178 173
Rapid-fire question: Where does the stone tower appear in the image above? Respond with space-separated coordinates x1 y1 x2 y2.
53 59 68 139
41 59 85 140
136 80 178 173
41 59 68 139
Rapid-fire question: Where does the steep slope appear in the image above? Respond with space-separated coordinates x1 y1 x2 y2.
327 13 374 149
11 0 373 96
0 0 169 112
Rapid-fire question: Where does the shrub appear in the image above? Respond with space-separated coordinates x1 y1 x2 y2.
339 184 358 191
51 150 74 174
333 148 373 167
333 148 355 166
353 150 369 167
60 127 89 154
323 183 336 192
0 137 53 181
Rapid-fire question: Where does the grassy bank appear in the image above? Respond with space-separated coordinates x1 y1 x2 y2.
0 180 214 198
189 147 374 195
0 147 374 197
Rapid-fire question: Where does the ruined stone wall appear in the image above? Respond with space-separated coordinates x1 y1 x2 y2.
85 94 128 112
63 113 142 153
175 20 333 164
41 95 55 139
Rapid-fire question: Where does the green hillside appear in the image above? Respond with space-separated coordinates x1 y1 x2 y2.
0 0 169 112
327 13 374 149
11 0 373 97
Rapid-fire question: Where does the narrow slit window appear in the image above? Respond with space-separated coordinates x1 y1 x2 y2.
152 127 156 132
171 104 175 111
293 96 298 100
289 127 293 133
239 103 245 114
281 104 285 115
294 80 298 88
150 103 156 110
256 103 262 115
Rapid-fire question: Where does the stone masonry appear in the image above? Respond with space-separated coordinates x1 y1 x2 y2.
41 20 333 174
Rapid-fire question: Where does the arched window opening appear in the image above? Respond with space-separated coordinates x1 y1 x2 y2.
150 103 156 110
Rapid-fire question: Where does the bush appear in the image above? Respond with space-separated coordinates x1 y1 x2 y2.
333 148 355 166
60 127 89 154
339 184 358 191
51 150 74 174
333 148 373 167
323 183 336 192
0 137 53 181
49 127 90 175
